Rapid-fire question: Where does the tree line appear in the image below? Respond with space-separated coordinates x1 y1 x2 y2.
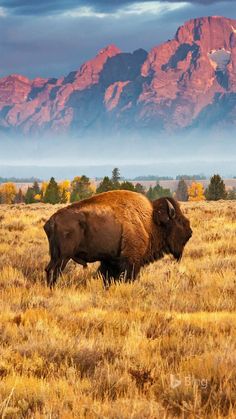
0 169 235 204
175 175 236 201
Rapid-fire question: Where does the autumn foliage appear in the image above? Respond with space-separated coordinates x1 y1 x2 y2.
0 182 17 204
188 182 206 201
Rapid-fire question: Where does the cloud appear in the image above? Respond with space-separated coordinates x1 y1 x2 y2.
0 6 7 16
64 2 188 19
117 2 188 16
0 0 234 16
0 0 79 16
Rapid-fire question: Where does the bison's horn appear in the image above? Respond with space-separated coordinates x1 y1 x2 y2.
166 199 176 219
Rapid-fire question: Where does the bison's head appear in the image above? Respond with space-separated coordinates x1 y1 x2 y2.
153 197 192 261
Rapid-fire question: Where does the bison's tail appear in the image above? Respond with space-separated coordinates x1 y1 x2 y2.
44 218 60 260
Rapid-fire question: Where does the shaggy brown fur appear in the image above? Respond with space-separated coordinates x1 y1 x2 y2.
44 191 192 287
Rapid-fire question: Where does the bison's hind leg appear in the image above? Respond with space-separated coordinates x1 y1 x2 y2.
45 261 54 288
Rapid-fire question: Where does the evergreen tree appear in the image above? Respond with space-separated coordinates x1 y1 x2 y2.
205 174 227 201
96 176 114 193
111 168 121 189
134 183 146 194
146 182 172 201
119 181 135 191
25 187 35 204
146 186 155 201
32 181 40 195
154 183 172 198
43 177 60 204
70 175 93 202
176 179 188 201
24 181 41 204
227 187 236 200
15 188 24 204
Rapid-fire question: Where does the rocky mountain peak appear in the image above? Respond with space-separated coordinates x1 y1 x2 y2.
175 16 236 49
1 16 236 135
98 44 122 57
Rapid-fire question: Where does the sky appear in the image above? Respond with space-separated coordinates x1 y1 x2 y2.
0 0 236 79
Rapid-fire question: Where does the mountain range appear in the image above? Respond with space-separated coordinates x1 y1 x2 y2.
1 16 236 136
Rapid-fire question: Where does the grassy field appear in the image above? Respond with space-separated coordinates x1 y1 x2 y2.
0 201 236 418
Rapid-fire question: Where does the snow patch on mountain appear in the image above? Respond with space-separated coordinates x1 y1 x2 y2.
208 49 231 71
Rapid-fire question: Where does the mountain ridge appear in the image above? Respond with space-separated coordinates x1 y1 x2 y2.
1 16 236 136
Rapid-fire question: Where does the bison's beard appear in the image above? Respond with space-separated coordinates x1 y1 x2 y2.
164 242 184 262
166 231 191 262
172 251 183 262
164 246 182 261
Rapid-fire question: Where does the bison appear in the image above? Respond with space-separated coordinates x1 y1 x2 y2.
44 190 192 287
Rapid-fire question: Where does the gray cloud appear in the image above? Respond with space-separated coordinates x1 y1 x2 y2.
0 0 236 79
0 0 235 16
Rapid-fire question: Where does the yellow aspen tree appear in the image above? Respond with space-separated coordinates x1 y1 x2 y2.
41 181 49 199
59 180 71 203
188 182 206 201
0 183 17 204
34 194 42 202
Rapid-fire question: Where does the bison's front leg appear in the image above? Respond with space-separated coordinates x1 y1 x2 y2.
98 259 125 288
119 259 141 282
98 258 140 288
45 258 69 288
98 261 117 288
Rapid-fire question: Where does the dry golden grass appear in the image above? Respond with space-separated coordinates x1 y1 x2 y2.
0 201 236 418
